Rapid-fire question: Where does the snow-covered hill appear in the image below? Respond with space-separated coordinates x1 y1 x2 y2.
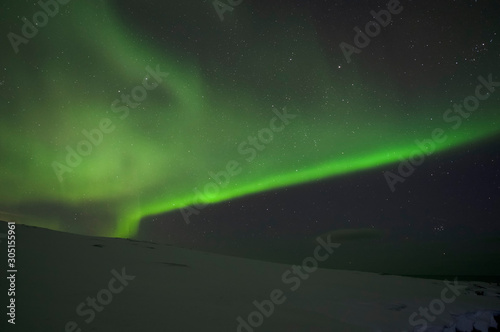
2 221 499 331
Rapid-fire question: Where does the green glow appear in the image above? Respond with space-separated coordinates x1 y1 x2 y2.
1 1 499 238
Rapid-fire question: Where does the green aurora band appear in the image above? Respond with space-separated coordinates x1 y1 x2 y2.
1 1 499 237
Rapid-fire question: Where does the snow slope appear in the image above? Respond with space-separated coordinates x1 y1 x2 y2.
2 221 499 331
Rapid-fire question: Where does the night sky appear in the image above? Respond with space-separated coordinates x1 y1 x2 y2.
1 0 499 274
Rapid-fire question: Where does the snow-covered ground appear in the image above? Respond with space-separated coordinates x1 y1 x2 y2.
3 221 499 331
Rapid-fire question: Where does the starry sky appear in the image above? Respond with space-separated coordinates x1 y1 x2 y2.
1 0 499 273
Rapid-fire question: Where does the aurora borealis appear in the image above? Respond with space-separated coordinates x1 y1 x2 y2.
1 0 499 239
